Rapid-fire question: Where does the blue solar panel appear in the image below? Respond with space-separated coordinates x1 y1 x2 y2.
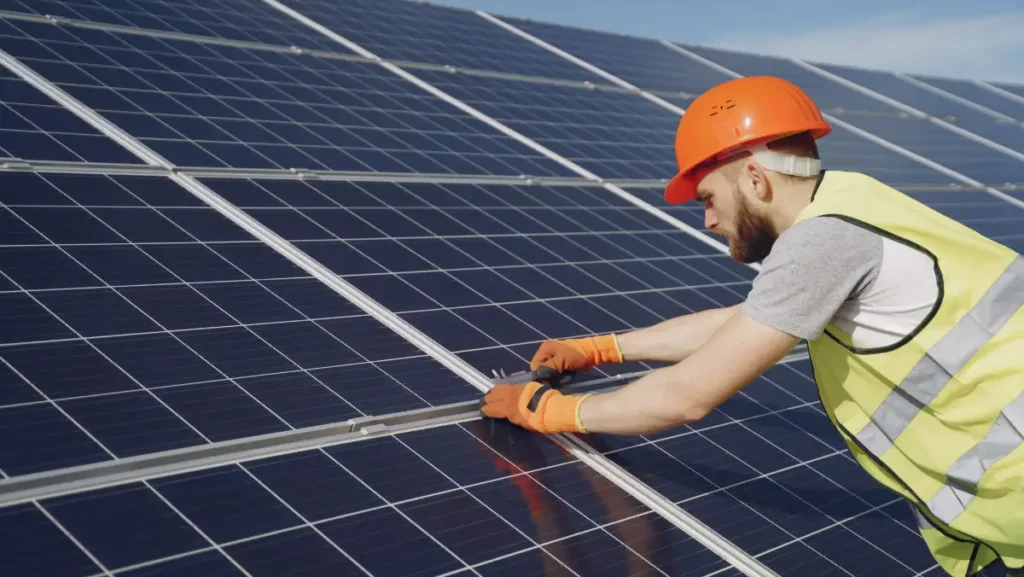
501 16 731 96
275 0 602 83
196 177 755 380
908 74 1024 121
0 21 575 177
2 420 734 576
815 63 1024 154
410 70 684 180
0 172 478 477
2 2 1024 576
0 0 346 51
0 61 142 164
991 82 1024 100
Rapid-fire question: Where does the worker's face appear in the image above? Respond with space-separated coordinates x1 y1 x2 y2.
695 164 777 263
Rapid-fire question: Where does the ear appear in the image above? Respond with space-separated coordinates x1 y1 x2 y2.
741 159 772 202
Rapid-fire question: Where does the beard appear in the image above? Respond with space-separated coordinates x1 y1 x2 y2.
727 186 778 263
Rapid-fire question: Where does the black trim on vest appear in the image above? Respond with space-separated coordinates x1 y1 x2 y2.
527 385 551 412
966 543 981 577
813 213 946 355
809 169 827 202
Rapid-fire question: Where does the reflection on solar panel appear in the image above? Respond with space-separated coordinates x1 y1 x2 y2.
1 0 1022 576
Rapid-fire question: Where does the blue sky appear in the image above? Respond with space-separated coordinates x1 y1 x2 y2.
431 0 1024 83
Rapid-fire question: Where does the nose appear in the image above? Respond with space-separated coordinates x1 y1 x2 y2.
704 208 717 231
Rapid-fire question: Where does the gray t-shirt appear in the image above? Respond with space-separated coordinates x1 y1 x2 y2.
742 216 883 340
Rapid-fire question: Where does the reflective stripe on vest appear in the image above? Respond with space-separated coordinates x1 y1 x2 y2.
853 254 1024 524
928 390 1024 525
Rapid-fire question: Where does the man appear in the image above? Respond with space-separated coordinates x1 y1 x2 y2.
480 75 1024 576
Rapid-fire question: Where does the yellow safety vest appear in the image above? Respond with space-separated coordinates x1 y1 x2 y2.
795 170 1024 576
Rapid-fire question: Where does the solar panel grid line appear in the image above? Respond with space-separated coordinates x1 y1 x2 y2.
33 501 116 577
0 31 500 391
661 40 1024 212
896 73 1021 125
7 415 762 577
253 0 745 262
0 258 219 454
654 415 925 575
140 478 269 577
190 179 724 364
979 80 1024 106
4 7 646 101
475 10 688 118
0 46 168 167
792 59 1024 165
0 350 811 511
0 8 363 65
0 178 437 424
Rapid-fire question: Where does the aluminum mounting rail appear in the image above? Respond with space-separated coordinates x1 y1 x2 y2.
0 347 809 509
0 371 636 508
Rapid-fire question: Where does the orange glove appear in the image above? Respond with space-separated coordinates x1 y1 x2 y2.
480 381 592 435
530 334 623 372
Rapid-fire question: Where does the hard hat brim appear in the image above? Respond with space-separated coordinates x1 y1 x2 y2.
664 172 695 205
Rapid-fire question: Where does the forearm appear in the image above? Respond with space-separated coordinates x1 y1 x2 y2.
576 363 703 435
615 304 741 363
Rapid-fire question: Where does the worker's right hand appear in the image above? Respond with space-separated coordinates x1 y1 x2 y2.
530 334 623 372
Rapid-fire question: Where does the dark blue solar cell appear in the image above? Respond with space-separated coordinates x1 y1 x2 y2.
42 483 208 569
0 503 101 577
0 246 103 290
139 244 249 283
118 550 246 577
606 513 731 576
470 472 595 540
90 333 221 390
319 507 465 577
226 527 365 577
193 281 304 324
0 293 75 344
234 372 360 427
310 362 428 414
150 465 303 543
249 321 363 369
0 403 112 475
59 390 205 457
34 288 162 337
152 373 289 438
327 436 457 502
244 450 385 522
397 489 533 566
119 284 237 331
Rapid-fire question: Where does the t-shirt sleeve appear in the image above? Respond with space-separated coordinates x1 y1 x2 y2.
741 216 883 340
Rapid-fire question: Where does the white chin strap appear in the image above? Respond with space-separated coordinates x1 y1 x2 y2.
748 143 820 177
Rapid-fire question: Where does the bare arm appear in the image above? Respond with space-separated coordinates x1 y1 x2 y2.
616 304 741 364
578 310 799 435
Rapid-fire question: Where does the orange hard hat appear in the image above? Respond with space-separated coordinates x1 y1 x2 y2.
664 76 832 204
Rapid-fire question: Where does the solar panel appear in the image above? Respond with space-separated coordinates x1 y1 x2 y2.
0 0 347 51
0 20 574 177
907 74 1024 121
0 59 142 164
0 171 476 478
2 1 1024 576
812 63 1024 154
272 0 602 83
2 420 734 577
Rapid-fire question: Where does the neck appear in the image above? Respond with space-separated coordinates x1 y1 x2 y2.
767 175 820 235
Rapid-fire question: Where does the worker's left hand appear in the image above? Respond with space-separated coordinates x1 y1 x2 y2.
479 381 586 435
